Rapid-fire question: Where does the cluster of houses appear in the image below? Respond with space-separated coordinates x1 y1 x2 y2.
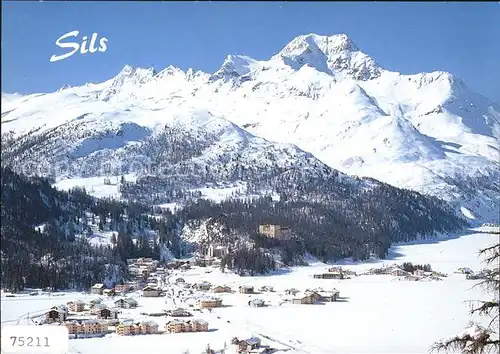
464 268 492 280
45 296 140 326
43 298 212 338
313 266 357 280
362 264 445 281
127 257 160 281
90 282 139 296
282 288 340 304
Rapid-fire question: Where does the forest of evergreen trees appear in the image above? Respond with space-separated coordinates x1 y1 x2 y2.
178 192 467 263
1 165 468 291
0 167 180 291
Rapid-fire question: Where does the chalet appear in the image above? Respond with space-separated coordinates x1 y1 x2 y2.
239 285 254 294
45 308 67 323
175 277 186 284
238 337 262 353
292 294 316 305
90 303 108 314
308 290 339 302
212 285 232 293
168 308 192 317
198 297 222 308
258 224 292 239
194 281 212 291
248 299 266 307
89 299 102 306
304 291 322 302
103 289 115 297
142 286 161 297
67 300 85 312
115 284 131 294
90 283 104 295
96 308 118 320
114 298 138 309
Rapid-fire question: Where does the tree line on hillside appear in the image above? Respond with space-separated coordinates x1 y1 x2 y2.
0 167 181 291
178 192 466 263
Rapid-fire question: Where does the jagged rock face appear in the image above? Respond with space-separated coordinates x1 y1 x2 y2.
273 33 381 80
1 33 499 222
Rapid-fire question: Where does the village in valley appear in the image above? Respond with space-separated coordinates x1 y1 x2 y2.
12 223 496 354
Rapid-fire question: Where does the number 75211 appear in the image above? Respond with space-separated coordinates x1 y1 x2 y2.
10 336 49 347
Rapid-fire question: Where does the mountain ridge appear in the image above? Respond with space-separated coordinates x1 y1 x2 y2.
2 33 499 222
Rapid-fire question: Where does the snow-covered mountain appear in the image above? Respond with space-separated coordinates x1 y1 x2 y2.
2 33 499 222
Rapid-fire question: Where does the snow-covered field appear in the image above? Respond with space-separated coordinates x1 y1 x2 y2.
54 175 137 199
2 230 498 354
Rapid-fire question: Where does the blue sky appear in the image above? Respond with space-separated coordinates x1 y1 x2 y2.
2 1 499 101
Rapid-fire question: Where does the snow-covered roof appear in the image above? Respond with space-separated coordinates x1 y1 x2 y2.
141 320 158 327
192 319 208 325
92 303 107 309
198 296 220 302
250 298 265 304
244 337 261 346
143 285 159 291
92 283 104 288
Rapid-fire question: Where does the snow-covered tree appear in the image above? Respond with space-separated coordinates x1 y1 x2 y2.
432 243 499 354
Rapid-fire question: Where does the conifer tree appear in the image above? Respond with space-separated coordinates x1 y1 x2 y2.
432 243 499 354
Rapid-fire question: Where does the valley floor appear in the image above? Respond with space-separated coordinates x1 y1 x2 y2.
1 229 498 354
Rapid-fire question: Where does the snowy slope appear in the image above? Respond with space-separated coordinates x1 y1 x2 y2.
2 33 499 221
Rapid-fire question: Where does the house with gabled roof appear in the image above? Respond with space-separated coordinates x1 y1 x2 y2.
193 281 212 291
114 297 138 309
238 337 262 352
198 297 222 308
96 308 118 320
291 293 316 305
67 300 85 312
45 308 67 323
167 308 192 317
212 285 232 293
239 285 254 294
90 283 104 295
90 303 108 315
142 285 161 297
